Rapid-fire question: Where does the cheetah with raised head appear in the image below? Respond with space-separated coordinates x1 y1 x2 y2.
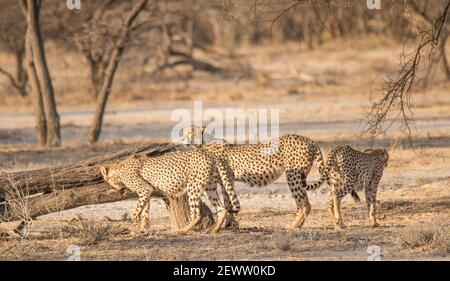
100 149 240 235
182 128 328 229
325 145 389 229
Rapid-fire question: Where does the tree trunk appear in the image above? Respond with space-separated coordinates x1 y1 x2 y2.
440 33 450 80
166 194 214 231
24 20 46 146
88 0 148 144
88 61 102 100
0 143 177 203
24 0 61 147
1 183 214 232
14 49 28 97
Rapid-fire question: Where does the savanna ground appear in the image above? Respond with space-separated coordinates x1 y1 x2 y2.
0 38 449 260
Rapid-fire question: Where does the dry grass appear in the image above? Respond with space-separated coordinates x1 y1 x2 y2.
0 177 34 239
395 217 450 255
272 231 294 251
63 215 124 246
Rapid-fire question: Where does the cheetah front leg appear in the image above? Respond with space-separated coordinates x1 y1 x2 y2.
331 192 346 230
131 193 151 235
140 200 150 232
118 173 155 235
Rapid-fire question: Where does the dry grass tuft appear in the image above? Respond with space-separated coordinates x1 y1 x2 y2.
272 231 293 251
0 177 34 239
395 218 450 255
64 215 122 246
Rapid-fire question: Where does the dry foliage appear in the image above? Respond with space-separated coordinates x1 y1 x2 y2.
64 215 123 246
363 1 450 144
395 218 450 254
0 177 33 239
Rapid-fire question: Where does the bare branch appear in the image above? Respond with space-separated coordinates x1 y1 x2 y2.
363 0 450 144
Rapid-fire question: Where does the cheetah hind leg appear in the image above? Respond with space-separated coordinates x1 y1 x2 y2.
285 170 312 230
176 184 202 234
222 190 239 230
287 202 311 230
204 185 228 233
225 213 240 229
327 197 337 228
177 215 201 234
209 209 228 234
332 195 346 230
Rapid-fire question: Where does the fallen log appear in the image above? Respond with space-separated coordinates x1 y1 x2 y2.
0 143 214 233
0 143 177 202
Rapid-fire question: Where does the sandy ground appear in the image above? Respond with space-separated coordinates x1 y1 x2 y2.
0 42 449 260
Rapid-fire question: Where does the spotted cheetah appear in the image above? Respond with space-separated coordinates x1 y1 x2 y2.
182 130 328 229
181 125 226 146
324 145 389 229
100 149 240 235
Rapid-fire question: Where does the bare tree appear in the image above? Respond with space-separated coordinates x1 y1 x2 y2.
242 0 449 143
0 1 27 97
20 0 61 147
64 0 122 100
24 26 46 146
87 0 148 144
363 1 450 143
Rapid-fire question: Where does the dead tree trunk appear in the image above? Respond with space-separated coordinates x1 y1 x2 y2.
88 0 148 144
14 50 27 97
0 143 214 232
20 0 60 147
0 143 176 202
440 32 450 80
24 24 46 146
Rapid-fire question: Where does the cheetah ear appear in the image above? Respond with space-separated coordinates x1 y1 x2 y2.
100 166 109 178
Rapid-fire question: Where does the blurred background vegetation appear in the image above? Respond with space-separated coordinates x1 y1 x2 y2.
0 0 449 145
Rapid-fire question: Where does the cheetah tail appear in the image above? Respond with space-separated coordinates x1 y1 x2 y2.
323 148 340 186
305 144 327 190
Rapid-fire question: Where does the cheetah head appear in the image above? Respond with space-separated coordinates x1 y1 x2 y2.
181 125 206 146
100 165 126 192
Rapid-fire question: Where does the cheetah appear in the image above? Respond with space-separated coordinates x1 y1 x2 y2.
182 129 328 229
324 145 389 229
181 125 226 146
100 149 240 235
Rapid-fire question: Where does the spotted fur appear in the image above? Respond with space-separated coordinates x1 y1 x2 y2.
324 145 389 229
100 149 240 234
183 130 328 229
